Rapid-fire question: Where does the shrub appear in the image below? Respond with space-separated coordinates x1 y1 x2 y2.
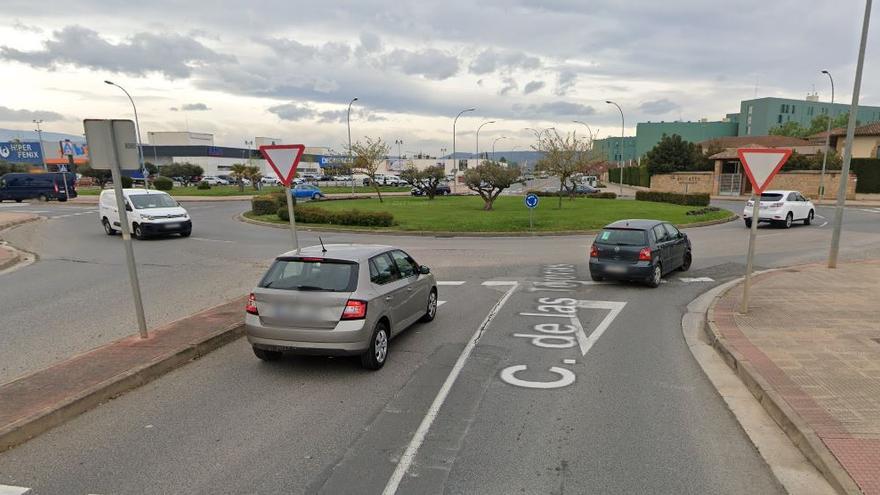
526 190 617 199
153 176 173 191
852 158 880 193
197 181 211 190
251 195 278 215
591 192 618 199
635 190 710 206
120 176 133 188
686 206 722 216
277 206 395 227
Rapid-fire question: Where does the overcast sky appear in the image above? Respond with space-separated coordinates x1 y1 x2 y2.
0 1 876 154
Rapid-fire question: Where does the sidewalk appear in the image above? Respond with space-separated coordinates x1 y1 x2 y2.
707 261 880 494
0 212 39 231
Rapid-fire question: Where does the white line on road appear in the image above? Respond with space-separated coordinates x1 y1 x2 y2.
0 485 31 495
382 282 519 495
189 237 235 243
437 300 447 307
481 280 518 286
679 277 715 283
572 300 627 356
436 281 465 286
819 221 829 228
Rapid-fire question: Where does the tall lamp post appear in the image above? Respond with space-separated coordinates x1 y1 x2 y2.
492 136 508 161
572 120 594 148
105 80 147 189
606 100 625 195
347 97 358 193
819 70 834 200
452 108 476 192
32 119 47 172
476 120 496 162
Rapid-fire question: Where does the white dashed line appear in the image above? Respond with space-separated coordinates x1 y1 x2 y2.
563 359 577 365
189 237 234 243
436 281 466 286
0 484 31 495
679 277 715 283
480 280 518 286
437 300 447 307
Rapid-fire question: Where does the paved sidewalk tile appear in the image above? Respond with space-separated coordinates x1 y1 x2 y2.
714 261 880 494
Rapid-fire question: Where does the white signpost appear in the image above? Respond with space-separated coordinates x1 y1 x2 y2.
259 144 305 251
83 119 148 338
737 148 792 313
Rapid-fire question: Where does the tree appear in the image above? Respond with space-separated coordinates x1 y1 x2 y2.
244 165 262 190
535 131 594 208
464 160 521 211
350 137 391 202
230 163 248 192
644 134 699 175
78 164 112 188
774 113 855 138
400 165 445 199
769 121 808 138
144 162 158 176
159 163 204 185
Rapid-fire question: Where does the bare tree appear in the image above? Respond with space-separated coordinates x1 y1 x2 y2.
400 165 446 199
350 137 391 202
464 160 521 211
535 131 595 208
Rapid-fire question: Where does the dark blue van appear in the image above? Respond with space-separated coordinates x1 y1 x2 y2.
0 173 77 202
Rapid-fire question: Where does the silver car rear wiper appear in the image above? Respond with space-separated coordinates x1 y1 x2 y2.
296 285 333 291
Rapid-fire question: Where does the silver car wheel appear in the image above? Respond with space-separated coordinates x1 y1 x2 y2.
653 265 662 285
427 291 437 318
375 328 388 363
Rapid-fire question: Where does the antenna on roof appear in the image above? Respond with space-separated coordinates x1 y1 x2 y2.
319 236 327 253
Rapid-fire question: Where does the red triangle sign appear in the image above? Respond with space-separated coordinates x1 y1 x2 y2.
737 148 792 194
259 144 305 186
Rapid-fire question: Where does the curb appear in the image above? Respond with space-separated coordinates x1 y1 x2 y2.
0 297 245 453
237 211 738 238
0 245 21 271
704 277 862 495
0 214 40 233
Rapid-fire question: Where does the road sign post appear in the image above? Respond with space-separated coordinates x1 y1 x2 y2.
259 144 305 252
736 148 791 313
84 119 149 338
525 193 539 229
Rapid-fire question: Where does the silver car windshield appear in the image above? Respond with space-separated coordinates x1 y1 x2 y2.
260 258 358 292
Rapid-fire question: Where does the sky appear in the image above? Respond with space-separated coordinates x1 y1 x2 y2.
0 0 876 155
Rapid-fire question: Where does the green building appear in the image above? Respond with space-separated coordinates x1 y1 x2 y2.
635 121 738 157
594 136 636 163
737 96 880 136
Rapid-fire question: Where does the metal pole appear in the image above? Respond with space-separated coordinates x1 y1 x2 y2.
452 108 475 193
33 120 47 172
819 70 834 200
606 101 625 195
348 97 358 194
741 196 761 313
829 0 872 269
108 122 149 338
285 184 299 252
476 120 496 164
106 81 147 189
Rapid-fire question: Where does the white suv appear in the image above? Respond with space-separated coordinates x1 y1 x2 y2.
743 190 815 229
201 176 229 186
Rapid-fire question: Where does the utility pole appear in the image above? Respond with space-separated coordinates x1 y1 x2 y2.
32 119 47 171
105 80 148 189
347 97 358 194
829 0 872 269
453 108 475 192
818 70 834 200
476 120 496 164
606 101 625 195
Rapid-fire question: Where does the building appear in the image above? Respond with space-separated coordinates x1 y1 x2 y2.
147 131 214 146
736 97 880 136
811 121 880 159
593 136 637 163
634 121 738 157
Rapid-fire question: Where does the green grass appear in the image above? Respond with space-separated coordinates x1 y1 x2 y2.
245 196 732 232
76 185 409 196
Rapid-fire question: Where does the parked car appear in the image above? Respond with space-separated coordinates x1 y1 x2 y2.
245 244 438 369
261 176 281 186
292 184 325 200
0 172 77 202
201 176 229 186
742 190 815 229
99 189 191 239
410 183 451 196
589 219 692 288
333 175 353 181
574 184 599 194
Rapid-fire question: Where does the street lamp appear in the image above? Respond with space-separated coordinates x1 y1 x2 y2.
32 119 47 171
105 80 147 188
492 136 508 161
819 70 834 200
606 100 625 195
453 107 476 179
476 120 496 161
347 97 358 193
572 120 594 148
395 139 404 160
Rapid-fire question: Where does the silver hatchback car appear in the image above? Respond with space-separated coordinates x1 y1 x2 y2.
245 244 438 369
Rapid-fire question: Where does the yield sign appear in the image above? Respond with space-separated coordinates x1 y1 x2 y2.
259 144 305 186
737 148 792 194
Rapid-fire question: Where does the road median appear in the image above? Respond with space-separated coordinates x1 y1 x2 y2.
0 296 246 453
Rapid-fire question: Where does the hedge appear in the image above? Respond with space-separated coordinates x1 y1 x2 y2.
197 182 211 190
120 176 133 188
153 176 173 191
852 158 880 193
251 195 278 215
277 206 395 227
635 190 710 206
527 190 617 199
608 165 650 187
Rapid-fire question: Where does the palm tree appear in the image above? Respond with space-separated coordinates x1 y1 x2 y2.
230 164 248 192
244 165 262 191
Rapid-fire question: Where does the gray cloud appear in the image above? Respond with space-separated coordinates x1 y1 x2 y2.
469 49 541 74
267 102 316 121
498 77 518 96
384 48 459 80
181 102 211 111
555 70 577 96
0 106 64 122
639 98 679 115
513 101 595 118
268 102 386 124
358 32 381 53
523 80 545 94
12 19 42 33
0 25 231 79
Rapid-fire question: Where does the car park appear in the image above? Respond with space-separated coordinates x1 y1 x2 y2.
0 172 77 202
201 176 229 186
589 219 692 288
742 190 815 228
411 183 451 196
245 244 438 369
99 189 191 239
292 184 325 200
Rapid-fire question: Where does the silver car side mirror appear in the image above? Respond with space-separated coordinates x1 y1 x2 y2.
419 265 431 275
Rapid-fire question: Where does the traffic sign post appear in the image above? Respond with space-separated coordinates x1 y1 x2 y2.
524 193 539 229
259 144 305 251
84 119 149 338
737 148 791 313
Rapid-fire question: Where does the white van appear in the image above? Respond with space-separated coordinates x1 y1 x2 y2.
99 189 192 239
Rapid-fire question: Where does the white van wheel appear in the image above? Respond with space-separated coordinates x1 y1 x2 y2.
102 218 116 235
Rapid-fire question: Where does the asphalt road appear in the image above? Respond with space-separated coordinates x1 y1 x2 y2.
0 197 878 494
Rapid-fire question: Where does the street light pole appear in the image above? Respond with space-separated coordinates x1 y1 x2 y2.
606 101 625 195
105 80 147 189
476 120 496 162
347 97 358 194
829 0 872 269
572 120 594 148
819 70 834 200
492 136 508 161
453 108 476 186
32 119 47 171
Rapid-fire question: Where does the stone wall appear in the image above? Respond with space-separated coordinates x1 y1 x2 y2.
649 172 714 194
650 170 857 199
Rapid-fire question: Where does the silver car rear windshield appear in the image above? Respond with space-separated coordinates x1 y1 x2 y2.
760 193 784 201
596 228 647 246
259 258 358 292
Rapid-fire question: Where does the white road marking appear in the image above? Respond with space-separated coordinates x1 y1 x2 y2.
437 300 447 307
679 277 715 283
382 282 519 495
436 281 465 286
857 208 880 214
563 359 577 364
481 280 518 286
819 221 829 227
0 485 31 495
572 300 627 356
0 203 30 207
189 237 234 243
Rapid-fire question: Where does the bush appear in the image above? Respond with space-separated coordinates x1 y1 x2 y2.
852 158 880 193
608 165 651 187
591 192 618 199
197 181 211 190
251 195 278 215
686 206 722 216
120 176 133 188
277 206 395 227
526 190 617 199
153 176 173 191
635 190 710 206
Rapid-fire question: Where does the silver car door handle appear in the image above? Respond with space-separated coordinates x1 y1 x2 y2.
385 296 393 301
407 286 413 291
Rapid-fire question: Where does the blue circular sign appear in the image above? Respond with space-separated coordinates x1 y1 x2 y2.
524 193 539 209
